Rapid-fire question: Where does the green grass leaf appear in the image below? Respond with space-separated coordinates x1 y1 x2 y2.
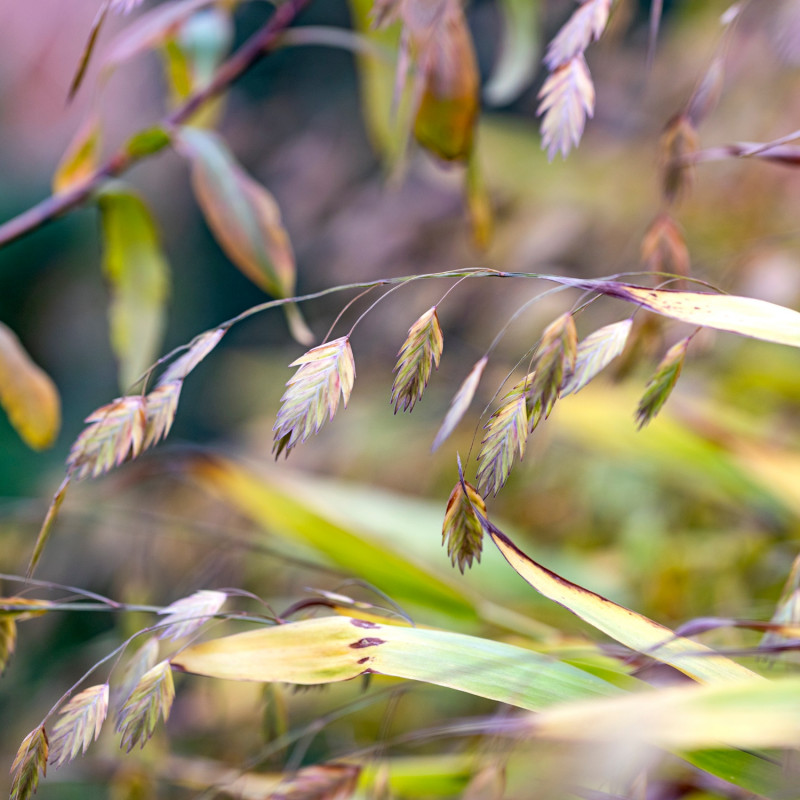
172 615 623 709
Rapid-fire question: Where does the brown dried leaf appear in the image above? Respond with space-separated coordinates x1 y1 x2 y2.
544 0 611 69
10 727 48 800
273 337 356 457
432 355 487 452
442 470 487 573
636 337 690 429
641 213 690 277
157 590 227 641
538 56 595 161
158 327 226 386
660 114 699 205
67 396 147 480
391 307 443 413
527 313 577 430
411 0 480 162
561 319 632 396
0 615 16 676
49 684 109 768
52 115 102 194
116 660 174 752
0 322 61 451
476 374 531 496
143 381 182 450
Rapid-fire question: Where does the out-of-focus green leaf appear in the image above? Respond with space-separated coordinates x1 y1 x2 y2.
556 383 792 517
347 0 410 167
530 675 800 750
97 183 170 391
175 127 312 345
52 115 102 194
185 454 478 621
484 520 759 684
0 322 61 450
484 0 540 106
161 8 233 126
124 126 172 160
172 615 623 708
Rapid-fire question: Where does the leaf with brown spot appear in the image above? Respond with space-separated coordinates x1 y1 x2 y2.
391 307 443 413
566 279 800 348
0 322 61 451
49 684 109 768
442 471 487 573
273 337 356 457
432 355 487 452
172 615 621 708
10 727 48 800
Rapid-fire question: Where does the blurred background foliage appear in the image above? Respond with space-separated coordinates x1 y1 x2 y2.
3 0 800 797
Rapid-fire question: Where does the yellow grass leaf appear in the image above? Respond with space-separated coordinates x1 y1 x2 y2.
485 521 759 684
